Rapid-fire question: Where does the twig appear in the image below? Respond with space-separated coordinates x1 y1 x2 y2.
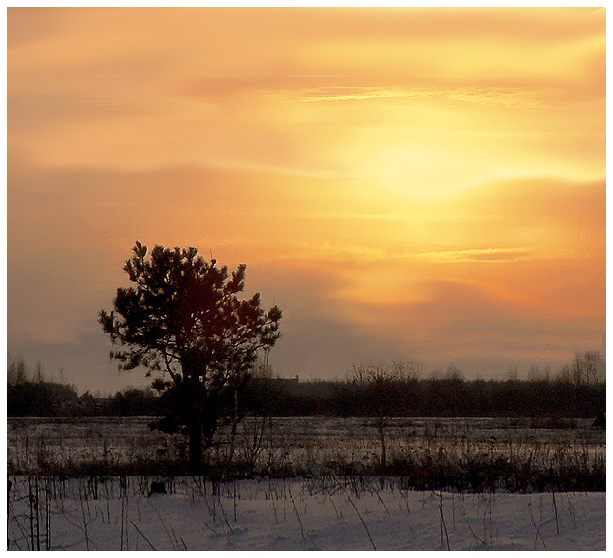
464 513 487 548
528 501 549 551
44 478 51 550
566 495 576 529
190 480 223 536
147 499 180 550
344 489 377 551
328 493 342 519
28 477 34 551
551 492 559 535
129 520 157 550
288 487 306 540
307 531 320 550
34 477 40 551
215 489 235 534
438 492 451 551
78 485 91 551
375 490 390 515
120 489 125 550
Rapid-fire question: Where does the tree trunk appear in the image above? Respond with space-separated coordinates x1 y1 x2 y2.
188 416 203 474
222 389 239 479
378 420 387 469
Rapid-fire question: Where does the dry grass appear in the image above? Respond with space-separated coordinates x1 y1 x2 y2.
8 418 605 492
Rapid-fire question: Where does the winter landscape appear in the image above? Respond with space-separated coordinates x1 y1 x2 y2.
7 476 605 551
8 7 605 552
7 414 606 550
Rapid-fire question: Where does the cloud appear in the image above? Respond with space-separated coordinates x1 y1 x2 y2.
9 8 603 178
297 85 556 111
8 9 604 389
334 277 604 367
416 247 535 264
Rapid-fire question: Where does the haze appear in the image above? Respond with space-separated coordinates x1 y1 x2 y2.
7 7 605 393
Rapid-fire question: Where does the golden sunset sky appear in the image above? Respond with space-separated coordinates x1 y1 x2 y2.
8 7 605 392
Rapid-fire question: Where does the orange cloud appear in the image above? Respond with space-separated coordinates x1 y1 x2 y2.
8 8 605 389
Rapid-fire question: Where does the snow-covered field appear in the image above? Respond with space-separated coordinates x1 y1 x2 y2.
7 416 605 475
7 476 605 551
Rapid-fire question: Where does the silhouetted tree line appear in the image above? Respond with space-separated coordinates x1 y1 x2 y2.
8 381 80 417
7 382 163 417
7 356 605 419
8 357 78 416
7 356 162 417
255 376 604 419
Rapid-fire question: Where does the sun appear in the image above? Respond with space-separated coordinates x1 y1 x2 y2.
364 144 478 201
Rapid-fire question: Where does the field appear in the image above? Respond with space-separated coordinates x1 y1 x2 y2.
7 416 606 550
7 476 606 551
8 416 605 487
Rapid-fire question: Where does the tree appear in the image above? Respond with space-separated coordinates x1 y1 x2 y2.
351 363 402 469
35 361 45 383
230 356 280 476
110 387 159 416
99 242 282 473
578 351 603 384
7 356 28 385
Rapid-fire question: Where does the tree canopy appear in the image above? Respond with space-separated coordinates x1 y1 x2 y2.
99 241 282 472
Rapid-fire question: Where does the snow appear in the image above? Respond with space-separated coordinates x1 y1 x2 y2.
7 476 605 551
8 416 605 475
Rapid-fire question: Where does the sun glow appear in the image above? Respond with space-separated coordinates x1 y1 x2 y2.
8 7 605 389
365 144 481 200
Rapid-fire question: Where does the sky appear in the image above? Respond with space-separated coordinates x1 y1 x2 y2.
7 7 605 394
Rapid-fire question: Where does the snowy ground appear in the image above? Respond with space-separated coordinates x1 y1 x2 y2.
7 476 606 551
8 416 605 475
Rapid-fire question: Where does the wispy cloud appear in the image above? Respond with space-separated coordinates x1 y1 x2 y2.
300 87 418 102
417 247 536 263
297 85 548 109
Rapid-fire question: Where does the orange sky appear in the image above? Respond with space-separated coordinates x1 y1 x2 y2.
8 7 605 392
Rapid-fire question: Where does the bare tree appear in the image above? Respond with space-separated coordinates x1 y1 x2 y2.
34 362 45 384
236 357 279 475
7 356 28 385
351 363 402 469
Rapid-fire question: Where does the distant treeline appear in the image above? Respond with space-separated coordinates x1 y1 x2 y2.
259 376 605 419
7 376 605 420
7 381 160 418
7 356 159 417
259 354 605 419
7 354 605 419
